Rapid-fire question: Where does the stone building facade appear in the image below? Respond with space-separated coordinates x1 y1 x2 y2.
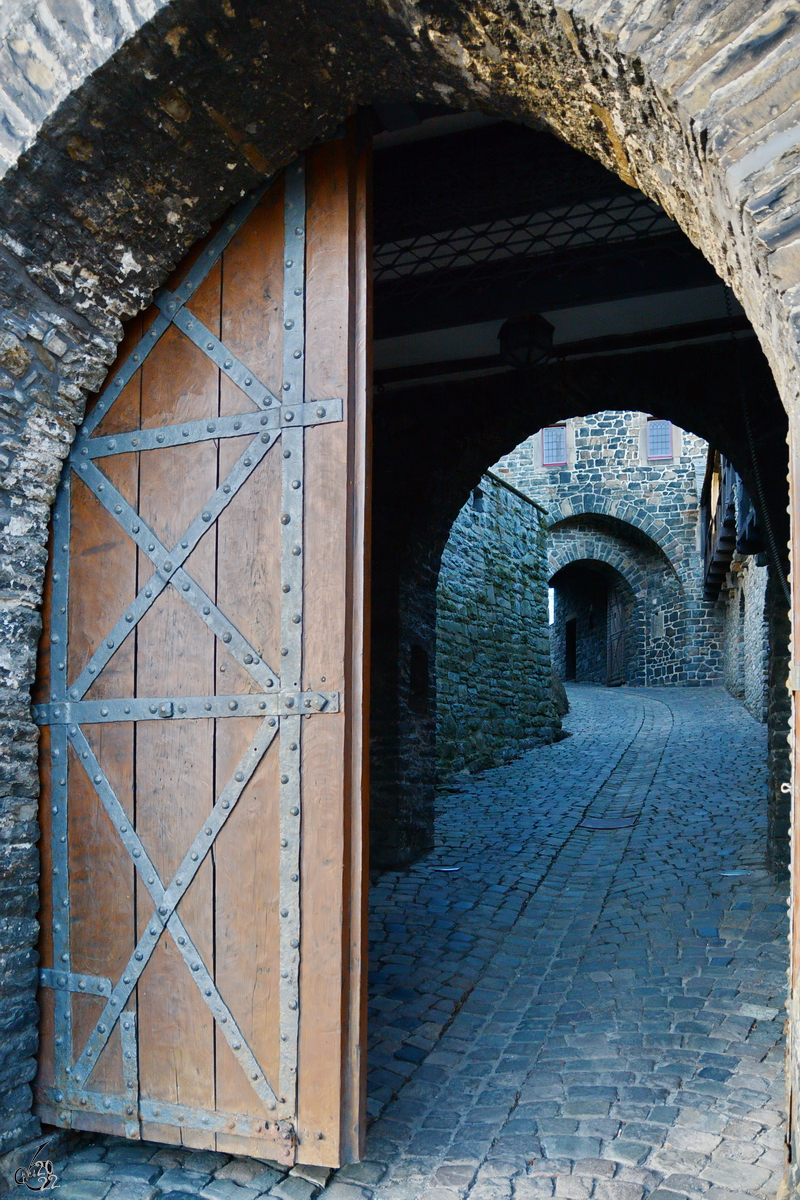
435 472 557 776
495 409 727 687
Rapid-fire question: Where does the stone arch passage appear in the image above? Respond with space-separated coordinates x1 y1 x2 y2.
547 517 697 688
549 558 638 685
2 0 800 1179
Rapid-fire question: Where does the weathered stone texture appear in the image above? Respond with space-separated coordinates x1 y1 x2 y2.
720 554 769 722
436 472 558 776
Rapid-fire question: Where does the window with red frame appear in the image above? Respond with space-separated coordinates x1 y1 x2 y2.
647 418 672 460
542 425 567 466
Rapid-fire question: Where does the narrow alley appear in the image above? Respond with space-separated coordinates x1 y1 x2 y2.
32 687 788 1200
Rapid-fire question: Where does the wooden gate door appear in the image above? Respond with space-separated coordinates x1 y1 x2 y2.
33 131 369 1167
607 585 625 686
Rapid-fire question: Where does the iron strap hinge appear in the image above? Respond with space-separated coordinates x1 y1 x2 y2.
33 691 340 726
40 1088 296 1163
80 399 343 458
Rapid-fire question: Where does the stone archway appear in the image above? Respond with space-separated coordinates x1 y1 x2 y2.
548 518 693 688
3 0 800 1178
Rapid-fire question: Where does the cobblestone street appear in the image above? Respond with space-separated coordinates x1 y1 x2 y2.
13 686 789 1200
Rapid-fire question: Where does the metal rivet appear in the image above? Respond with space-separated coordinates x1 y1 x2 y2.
177 937 185 945
224 359 232 369
269 718 277 726
228 700 238 711
192 963 200 972
191 852 198 861
280 838 288 848
149 704 157 714
285 259 293 268
292 614 302 624
178 703 186 713
284 410 294 421
281 648 289 657
291 938 299 948
222 799 230 809
283 382 291 391
205 702 212 711
163 560 173 571
291 873 298 882
244 653 253 663
202 511 212 521
245 378 252 387
158 905 167 915
125 612 134 622
94 773 102 783
292 545 301 556
182 582 190 592
133 850 140 858
233 1041 241 1050
182 428 190 437
207 423 216 433
156 433 165 443
181 540 188 549
176 875 184 885
233 421 242 431
285 319 294 330
261 433 271 443
293 349 302 360
206 341 214 350
281 909 288 917
244 457 252 466
283 449 291 458
282 584 290 594
135 951 143 961
289 1001 298 1010
223 632 232 643
223 484 231 493
294 286 302 296
281 514 291 524
281 774 289 784
290 806 299 816
132 437 139 446
295 226 304 236
203 605 211 615
124 705 131 714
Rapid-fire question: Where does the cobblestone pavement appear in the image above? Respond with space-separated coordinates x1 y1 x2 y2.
8 686 789 1200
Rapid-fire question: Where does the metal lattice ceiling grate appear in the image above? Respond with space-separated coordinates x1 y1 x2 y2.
373 193 675 284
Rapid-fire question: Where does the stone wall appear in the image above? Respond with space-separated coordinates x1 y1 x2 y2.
435 473 557 776
720 556 769 722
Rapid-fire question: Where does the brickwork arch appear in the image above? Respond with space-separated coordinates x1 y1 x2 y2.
548 501 683 579
547 530 678 602
547 521 699 688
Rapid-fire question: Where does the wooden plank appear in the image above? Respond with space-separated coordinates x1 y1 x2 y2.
34 313 141 1122
213 180 287 1157
135 266 220 1148
342 118 372 1166
66 355 141 1133
295 131 368 1165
